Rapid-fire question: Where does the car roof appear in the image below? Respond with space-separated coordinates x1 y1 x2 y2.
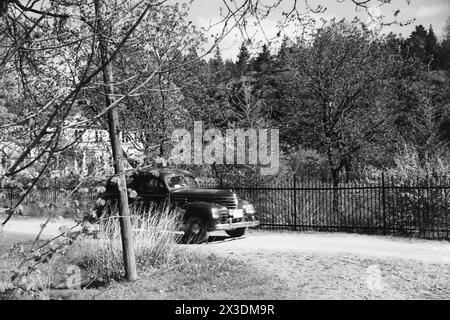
136 168 194 178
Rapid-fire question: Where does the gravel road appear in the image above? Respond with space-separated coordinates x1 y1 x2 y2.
2 216 449 264
196 230 450 299
2 217 449 299
201 229 450 264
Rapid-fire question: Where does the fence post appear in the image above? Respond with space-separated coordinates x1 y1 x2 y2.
382 172 387 235
293 174 297 231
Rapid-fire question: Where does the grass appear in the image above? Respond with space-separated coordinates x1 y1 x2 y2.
0 205 271 300
60 207 273 299
69 252 272 300
0 233 35 283
0 232 268 300
67 207 184 284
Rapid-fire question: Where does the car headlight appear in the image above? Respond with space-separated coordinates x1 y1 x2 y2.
243 204 255 214
211 208 222 219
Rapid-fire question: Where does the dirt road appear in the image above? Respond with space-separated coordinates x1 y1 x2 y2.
2 217 449 299
1 215 79 238
2 216 449 264
196 230 450 299
201 229 450 264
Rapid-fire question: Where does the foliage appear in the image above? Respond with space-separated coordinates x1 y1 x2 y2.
280 20 403 181
1 0 450 298
384 144 450 234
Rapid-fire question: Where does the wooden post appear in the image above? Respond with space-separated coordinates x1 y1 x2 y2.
95 0 137 281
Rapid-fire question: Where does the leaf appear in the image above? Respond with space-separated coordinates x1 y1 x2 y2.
96 186 106 193
96 198 106 207
110 177 120 184
128 188 138 199
78 188 89 194
58 226 69 234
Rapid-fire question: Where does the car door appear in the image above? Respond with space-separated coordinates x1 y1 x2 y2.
139 174 168 207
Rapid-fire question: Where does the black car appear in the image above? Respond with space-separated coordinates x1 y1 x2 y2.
95 168 260 243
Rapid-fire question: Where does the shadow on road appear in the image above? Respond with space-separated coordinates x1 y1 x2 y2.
205 235 245 244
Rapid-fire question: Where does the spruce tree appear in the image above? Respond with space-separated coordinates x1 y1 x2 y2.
236 42 250 76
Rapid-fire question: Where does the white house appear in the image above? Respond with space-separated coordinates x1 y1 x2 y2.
55 113 144 177
0 113 144 178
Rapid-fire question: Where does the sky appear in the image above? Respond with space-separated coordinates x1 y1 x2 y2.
186 0 450 60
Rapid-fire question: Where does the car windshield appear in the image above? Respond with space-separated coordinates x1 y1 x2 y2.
166 175 199 189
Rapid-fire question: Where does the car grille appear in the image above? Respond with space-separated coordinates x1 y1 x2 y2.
219 210 230 223
214 196 238 209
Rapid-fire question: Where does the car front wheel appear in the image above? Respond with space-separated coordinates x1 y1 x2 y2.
182 216 209 244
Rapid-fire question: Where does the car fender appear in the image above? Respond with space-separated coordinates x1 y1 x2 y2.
180 202 225 227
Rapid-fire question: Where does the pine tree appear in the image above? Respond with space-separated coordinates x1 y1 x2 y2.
278 36 289 60
407 25 428 63
276 36 293 68
253 44 272 72
236 42 250 76
211 46 223 70
425 25 438 69
209 46 226 83
438 18 450 70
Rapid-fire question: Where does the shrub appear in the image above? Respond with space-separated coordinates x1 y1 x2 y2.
385 145 450 235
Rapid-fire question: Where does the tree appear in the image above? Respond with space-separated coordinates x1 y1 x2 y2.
236 41 250 76
210 47 224 73
285 21 402 184
405 24 441 68
252 44 272 73
277 36 294 68
425 26 439 69
407 25 428 62
0 0 200 284
223 78 270 128
0 0 415 290
94 0 137 281
438 18 450 70
105 3 207 160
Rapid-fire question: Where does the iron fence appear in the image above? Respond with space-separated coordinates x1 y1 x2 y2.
200 173 450 240
1 173 449 239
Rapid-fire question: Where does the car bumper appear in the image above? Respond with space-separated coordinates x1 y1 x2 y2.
214 220 260 230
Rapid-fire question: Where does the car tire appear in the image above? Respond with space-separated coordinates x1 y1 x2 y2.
225 227 247 238
182 216 209 244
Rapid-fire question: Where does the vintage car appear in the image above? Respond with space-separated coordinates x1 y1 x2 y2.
94 168 260 243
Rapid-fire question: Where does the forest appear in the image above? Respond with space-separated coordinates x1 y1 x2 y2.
1 0 450 296
0 1 449 188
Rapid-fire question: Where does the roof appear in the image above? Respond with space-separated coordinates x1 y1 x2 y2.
136 168 194 178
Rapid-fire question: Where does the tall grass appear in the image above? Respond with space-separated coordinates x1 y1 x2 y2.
70 204 183 284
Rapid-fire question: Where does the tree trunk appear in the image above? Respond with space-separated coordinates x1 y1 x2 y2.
95 0 137 282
